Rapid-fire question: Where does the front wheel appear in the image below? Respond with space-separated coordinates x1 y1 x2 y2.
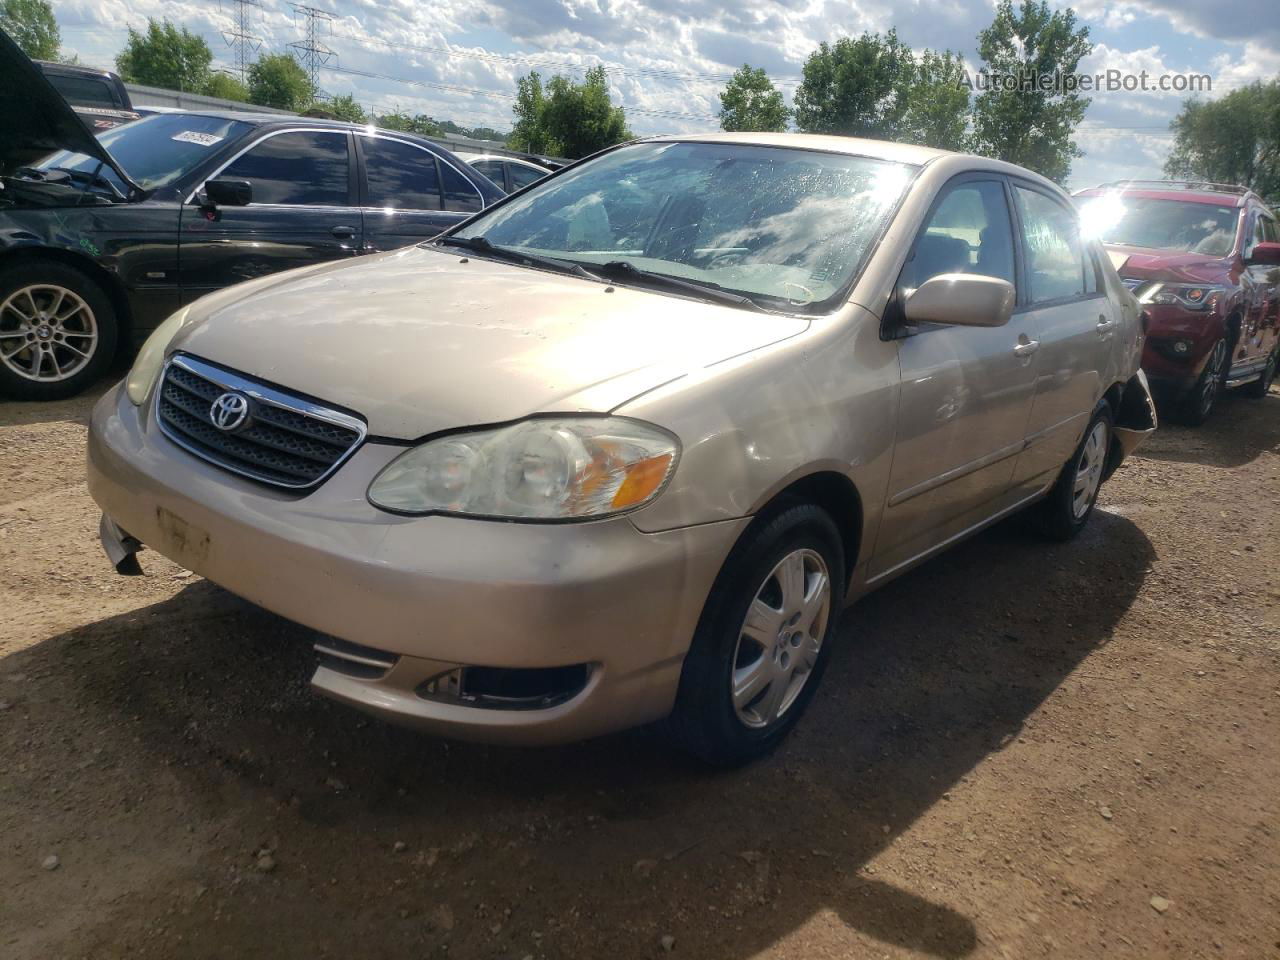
1032 405 1113 541
1175 338 1227 426
0 262 118 400
664 504 845 765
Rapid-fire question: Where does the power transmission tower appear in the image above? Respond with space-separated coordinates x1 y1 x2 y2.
288 4 336 100
220 0 263 81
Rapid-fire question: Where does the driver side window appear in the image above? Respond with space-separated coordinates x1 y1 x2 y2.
900 180 1016 296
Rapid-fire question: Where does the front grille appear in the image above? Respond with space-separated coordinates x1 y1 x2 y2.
156 355 366 490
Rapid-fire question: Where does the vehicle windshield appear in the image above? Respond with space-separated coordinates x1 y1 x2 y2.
450 141 916 311
1078 194 1240 256
31 113 251 192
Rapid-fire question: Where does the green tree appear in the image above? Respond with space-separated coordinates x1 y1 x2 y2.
374 110 440 136
509 67 630 159
901 50 970 151
202 72 249 102
324 93 367 124
1164 81 1280 199
467 126 509 142
718 64 790 132
115 18 212 92
2 0 60 60
969 0 1092 183
794 30 914 138
247 53 313 111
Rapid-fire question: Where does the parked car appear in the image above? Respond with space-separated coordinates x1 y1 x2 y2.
467 154 552 192
88 132 1157 763
1075 180 1280 423
0 31 503 399
36 58 139 131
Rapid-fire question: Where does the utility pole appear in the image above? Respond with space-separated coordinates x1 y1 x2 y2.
220 0 263 81
289 4 336 100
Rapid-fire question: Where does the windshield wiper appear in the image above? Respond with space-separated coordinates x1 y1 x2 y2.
598 260 764 311
437 235 600 281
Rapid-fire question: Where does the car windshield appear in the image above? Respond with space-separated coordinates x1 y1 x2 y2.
32 113 251 192
450 141 916 311
1079 194 1240 256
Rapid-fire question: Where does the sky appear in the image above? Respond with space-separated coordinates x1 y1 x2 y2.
50 0 1280 189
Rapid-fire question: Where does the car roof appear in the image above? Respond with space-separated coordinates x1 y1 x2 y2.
1074 185 1249 208
35 59 120 81
467 154 551 170
642 131 953 166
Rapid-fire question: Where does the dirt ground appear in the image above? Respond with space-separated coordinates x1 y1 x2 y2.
1 382 1277 960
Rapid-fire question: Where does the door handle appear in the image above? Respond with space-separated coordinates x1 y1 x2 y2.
330 225 356 239
1096 314 1117 335
1013 336 1040 358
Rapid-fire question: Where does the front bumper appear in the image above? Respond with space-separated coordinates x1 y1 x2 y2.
88 384 746 744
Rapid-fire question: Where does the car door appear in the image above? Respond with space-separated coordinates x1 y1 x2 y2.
359 135 487 251
871 175 1041 579
1241 207 1280 365
1008 183 1112 488
178 128 362 302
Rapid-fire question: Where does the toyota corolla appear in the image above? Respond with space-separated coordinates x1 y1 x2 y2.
88 134 1156 763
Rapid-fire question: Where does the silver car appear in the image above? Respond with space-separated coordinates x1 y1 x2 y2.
88 133 1156 763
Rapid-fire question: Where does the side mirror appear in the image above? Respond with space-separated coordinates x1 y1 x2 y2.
904 273 1016 328
1246 241 1280 266
203 178 253 207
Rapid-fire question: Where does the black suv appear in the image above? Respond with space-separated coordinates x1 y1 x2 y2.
0 31 504 399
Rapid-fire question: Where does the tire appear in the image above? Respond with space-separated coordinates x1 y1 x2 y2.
1242 349 1277 399
664 503 846 766
1174 337 1227 426
1032 404 1114 542
0 262 118 400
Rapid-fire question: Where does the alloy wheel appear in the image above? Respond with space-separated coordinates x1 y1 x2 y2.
0 284 99 383
1198 340 1227 419
730 548 831 729
1071 419 1108 520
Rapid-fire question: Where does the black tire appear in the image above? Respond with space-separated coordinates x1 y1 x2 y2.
1242 349 1277 399
0 261 118 400
1032 403 1114 542
663 503 846 766
1174 337 1227 426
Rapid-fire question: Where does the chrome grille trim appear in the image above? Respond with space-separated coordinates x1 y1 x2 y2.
155 354 367 490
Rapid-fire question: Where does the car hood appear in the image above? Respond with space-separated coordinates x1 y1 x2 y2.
1104 244 1232 285
172 245 810 439
0 30 138 190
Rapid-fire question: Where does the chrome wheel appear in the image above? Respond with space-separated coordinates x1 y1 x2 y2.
731 548 831 729
1071 419 1108 520
1198 339 1227 418
0 284 99 383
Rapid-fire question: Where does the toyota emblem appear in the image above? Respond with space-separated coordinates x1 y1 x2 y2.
209 392 251 432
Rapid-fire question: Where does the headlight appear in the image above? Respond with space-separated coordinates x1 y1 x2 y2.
1139 284 1226 311
368 417 679 520
125 307 191 404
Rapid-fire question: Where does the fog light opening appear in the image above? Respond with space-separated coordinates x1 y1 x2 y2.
418 664 591 710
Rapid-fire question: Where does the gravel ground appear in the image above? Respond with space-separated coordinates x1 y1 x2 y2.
1 382 1277 960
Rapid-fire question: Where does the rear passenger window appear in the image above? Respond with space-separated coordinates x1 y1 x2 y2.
363 137 441 210
439 162 483 213
508 164 544 190
1016 186 1087 303
900 180 1016 294
222 131 349 206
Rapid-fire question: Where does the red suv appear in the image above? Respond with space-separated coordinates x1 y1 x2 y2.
1075 181 1280 424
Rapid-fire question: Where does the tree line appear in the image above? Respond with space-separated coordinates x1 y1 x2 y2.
4 0 1277 193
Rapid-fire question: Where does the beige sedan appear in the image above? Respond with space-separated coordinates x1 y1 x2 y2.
88 133 1156 763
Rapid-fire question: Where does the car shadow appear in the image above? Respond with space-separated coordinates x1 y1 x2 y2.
1141 389 1279 469
6 509 1154 959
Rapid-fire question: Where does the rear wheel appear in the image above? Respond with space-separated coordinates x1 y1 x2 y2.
0 262 118 400
1242 349 1277 399
664 504 845 766
1175 338 1227 426
1032 404 1113 541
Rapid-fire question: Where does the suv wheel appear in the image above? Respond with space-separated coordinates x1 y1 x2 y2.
664 504 845 765
1032 404 1113 541
0 262 118 400
1242 349 1277 399
1176 338 1227 426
